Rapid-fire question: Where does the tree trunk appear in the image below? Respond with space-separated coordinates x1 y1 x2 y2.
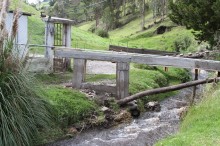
117 77 220 106
141 0 145 31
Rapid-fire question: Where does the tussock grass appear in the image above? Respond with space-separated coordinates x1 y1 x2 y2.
0 2 51 145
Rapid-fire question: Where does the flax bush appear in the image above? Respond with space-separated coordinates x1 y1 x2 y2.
0 1 51 146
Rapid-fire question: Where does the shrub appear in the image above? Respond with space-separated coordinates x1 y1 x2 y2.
133 63 158 70
0 5 51 146
96 29 109 38
173 36 192 52
88 25 96 33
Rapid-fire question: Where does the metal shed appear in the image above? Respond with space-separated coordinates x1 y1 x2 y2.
5 11 32 59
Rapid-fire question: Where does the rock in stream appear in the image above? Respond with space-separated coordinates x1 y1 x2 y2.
48 70 206 146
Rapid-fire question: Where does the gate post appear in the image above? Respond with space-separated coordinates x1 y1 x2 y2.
116 62 130 99
72 58 86 88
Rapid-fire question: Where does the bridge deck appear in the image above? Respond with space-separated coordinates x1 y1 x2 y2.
55 48 220 71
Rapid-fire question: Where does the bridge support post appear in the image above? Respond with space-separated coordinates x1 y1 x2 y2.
116 62 130 99
72 58 86 89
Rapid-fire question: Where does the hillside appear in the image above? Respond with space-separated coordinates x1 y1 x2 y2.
77 14 197 52
10 1 197 54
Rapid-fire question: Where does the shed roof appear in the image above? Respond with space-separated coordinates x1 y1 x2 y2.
43 16 75 25
8 10 32 16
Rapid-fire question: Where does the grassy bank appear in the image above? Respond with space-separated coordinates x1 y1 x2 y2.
156 85 220 146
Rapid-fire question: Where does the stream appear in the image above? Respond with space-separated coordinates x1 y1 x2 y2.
49 70 207 146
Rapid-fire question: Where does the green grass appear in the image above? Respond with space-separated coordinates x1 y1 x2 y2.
77 15 197 52
35 73 73 84
44 86 97 126
156 85 220 146
17 2 197 54
86 74 116 82
129 65 189 102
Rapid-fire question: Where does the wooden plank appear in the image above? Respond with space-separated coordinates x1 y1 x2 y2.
81 83 116 94
109 45 176 56
55 48 132 62
72 59 86 88
116 62 130 99
54 48 220 71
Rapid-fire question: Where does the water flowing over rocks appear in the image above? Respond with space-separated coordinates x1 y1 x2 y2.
48 70 206 146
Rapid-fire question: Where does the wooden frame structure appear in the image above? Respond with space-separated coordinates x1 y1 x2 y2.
43 17 74 72
55 48 220 99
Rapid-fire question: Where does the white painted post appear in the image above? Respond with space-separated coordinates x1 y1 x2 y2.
116 62 130 99
66 24 72 47
45 22 54 72
72 58 86 89
45 22 54 59
63 24 72 69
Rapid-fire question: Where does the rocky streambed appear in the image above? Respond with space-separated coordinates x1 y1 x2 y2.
49 83 204 146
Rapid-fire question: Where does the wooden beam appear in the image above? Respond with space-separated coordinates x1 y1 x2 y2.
72 59 86 88
109 45 176 56
117 77 220 106
116 62 130 99
54 48 220 71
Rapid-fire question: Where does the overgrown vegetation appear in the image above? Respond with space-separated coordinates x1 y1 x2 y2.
156 84 220 146
0 2 51 146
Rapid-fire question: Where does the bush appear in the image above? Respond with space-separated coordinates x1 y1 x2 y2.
96 29 109 38
0 6 51 146
88 25 96 33
133 63 158 70
45 86 97 127
173 36 192 52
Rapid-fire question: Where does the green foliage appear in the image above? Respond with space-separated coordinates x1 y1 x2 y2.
129 69 169 94
156 85 220 146
36 73 73 84
0 38 50 146
158 67 191 83
133 63 158 70
86 74 115 82
0 5 51 145
96 29 109 38
173 36 192 52
169 0 220 47
45 86 97 127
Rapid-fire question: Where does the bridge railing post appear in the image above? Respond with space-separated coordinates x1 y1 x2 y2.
72 58 86 89
116 62 130 99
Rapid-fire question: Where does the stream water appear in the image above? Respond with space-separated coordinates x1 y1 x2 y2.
49 70 207 146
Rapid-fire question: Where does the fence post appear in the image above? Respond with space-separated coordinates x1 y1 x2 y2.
191 68 199 105
72 58 86 89
116 62 130 99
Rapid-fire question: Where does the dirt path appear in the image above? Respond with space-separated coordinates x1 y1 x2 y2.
86 61 116 75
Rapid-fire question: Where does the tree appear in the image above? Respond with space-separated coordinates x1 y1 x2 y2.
169 0 220 48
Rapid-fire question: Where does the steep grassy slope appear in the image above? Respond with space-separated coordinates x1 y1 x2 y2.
11 2 197 53
78 15 197 52
156 85 220 146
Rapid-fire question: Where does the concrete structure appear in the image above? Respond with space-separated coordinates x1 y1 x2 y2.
5 11 32 59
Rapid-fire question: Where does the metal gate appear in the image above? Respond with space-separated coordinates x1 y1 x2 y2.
54 23 63 46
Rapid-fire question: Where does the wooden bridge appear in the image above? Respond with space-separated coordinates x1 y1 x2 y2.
55 47 220 99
